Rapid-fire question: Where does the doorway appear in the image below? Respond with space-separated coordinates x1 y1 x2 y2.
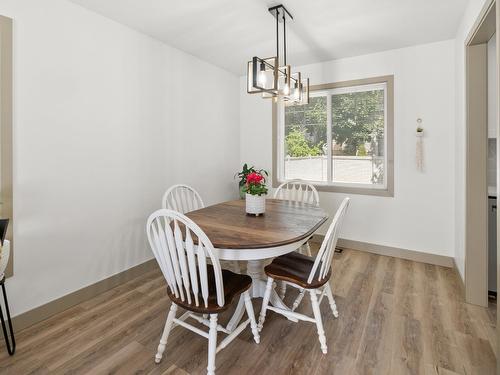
464 0 497 309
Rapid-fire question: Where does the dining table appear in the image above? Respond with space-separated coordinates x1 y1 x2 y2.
185 198 328 332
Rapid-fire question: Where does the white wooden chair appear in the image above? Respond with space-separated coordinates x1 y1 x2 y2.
147 209 260 375
162 184 240 273
273 179 320 257
273 179 320 298
273 179 320 206
257 198 350 354
162 184 204 213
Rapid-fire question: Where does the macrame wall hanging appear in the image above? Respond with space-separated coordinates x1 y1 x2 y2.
416 118 424 171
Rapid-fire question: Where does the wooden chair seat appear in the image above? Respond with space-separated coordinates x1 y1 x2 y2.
167 264 252 314
264 252 331 289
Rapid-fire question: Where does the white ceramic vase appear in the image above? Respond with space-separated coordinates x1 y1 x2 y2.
246 193 266 215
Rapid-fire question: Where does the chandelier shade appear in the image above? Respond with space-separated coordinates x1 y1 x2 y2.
246 56 278 94
300 78 310 105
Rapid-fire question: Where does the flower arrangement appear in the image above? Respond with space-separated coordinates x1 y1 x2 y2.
240 169 268 215
235 164 268 198
243 171 268 196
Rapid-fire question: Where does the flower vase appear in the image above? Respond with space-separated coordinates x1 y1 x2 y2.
246 193 266 216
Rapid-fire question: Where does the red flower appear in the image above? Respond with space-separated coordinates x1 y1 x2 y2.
246 172 264 185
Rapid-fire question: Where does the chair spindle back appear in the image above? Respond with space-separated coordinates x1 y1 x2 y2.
273 179 320 206
147 209 224 308
162 184 204 213
308 198 350 284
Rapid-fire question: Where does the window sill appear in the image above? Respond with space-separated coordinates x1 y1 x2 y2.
272 178 394 197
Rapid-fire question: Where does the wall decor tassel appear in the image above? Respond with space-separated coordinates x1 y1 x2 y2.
416 118 424 171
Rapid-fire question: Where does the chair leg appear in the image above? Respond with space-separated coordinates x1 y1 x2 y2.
278 281 287 300
257 277 274 332
207 314 218 375
324 284 339 318
155 303 177 364
291 288 306 312
0 280 15 355
309 289 327 354
243 291 260 344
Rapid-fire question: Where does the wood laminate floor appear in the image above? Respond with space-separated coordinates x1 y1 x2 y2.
0 246 496 375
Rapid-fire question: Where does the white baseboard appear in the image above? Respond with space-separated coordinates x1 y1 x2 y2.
11 259 158 331
312 235 454 268
11 237 455 331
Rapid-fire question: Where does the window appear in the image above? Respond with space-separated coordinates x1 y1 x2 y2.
273 76 394 196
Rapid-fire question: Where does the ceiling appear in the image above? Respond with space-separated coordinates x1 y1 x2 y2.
69 0 469 75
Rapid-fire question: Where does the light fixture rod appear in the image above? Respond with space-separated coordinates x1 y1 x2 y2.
276 9 279 61
283 13 286 65
269 4 293 66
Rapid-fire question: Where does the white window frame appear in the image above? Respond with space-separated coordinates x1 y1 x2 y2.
273 75 394 197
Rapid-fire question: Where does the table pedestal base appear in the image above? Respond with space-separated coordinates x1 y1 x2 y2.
226 259 296 332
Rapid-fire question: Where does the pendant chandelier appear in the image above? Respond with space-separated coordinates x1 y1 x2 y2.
246 4 309 105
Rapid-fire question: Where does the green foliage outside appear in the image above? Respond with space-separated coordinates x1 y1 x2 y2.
357 144 367 156
285 128 322 157
284 90 384 157
284 96 326 157
331 90 384 155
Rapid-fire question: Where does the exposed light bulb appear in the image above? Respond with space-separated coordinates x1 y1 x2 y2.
283 83 290 96
258 61 267 87
258 70 267 86
293 82 300 101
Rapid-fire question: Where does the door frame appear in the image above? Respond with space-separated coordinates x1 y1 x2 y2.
0 15 13 278
464 0 497 308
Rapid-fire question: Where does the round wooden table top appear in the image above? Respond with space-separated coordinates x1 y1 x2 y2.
185 199 328 249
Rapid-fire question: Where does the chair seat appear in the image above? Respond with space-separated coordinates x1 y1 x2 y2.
264 252 331 289
167 265 252 314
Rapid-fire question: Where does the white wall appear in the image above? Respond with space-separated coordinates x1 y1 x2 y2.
240 40 456 258
1 0 239 317
1 0 486 317
454 0 491 281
